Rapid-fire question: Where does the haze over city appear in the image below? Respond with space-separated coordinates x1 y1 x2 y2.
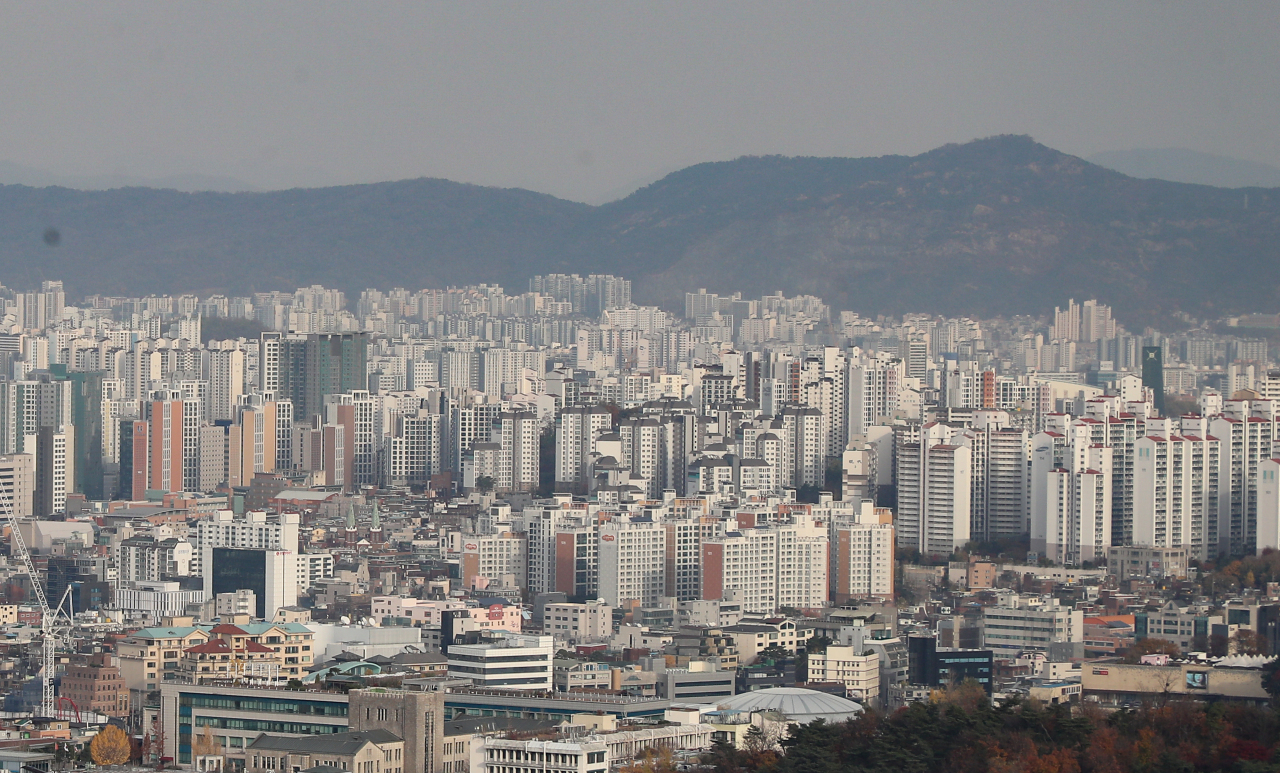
2 6 1280 773
2 3 1279 200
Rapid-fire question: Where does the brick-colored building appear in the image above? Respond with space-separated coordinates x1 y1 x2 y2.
59 654 129 717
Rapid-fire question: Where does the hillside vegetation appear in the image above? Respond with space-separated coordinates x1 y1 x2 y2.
3 136 1278 324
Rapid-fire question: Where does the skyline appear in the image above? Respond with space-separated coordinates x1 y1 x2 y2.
1 3 1278 202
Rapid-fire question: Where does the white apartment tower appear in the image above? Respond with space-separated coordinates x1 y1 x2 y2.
597 516 666 609
1133 434 1220 560
702 527 779 614
555 406 613 491
202 347 246 423
491 411 539 493
896 423 972 554
830 508 895 603
1257 459 1280 555
1209 401 1278 556
965 411 1030 541
773 515 829 611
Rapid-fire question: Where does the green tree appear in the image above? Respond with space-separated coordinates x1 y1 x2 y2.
1261 656 1280 703
756 644 793 663
475 475 495 493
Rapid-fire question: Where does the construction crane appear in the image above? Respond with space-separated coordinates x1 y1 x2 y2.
1 491 74 719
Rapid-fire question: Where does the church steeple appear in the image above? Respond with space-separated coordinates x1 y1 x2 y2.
369 499 383 545
344 501 358 547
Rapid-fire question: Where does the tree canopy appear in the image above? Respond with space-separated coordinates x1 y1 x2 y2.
90 725 132 766
704 696 1280 773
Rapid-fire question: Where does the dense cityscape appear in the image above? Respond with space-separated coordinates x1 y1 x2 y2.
0 273 1276 771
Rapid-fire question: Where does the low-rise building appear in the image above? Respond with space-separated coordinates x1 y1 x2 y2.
805 645 880 704
543 601 612 644
159 683 352 766
650 660 735 702
471 737 608 773
1107 546 1189 581
59 654 129 717
246 730 405 773
447 633 554 691
1082 657 1270 707
1029 679 1082 705
118 623 211 692
720 619 798 664
1135 601 1221 652
610 665 659 697
980 596 1083 657
553 660 612 692
907 637 994 695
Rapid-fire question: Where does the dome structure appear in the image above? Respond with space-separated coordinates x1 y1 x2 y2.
716 687 864 723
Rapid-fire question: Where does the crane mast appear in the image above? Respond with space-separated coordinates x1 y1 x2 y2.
2 491 71 719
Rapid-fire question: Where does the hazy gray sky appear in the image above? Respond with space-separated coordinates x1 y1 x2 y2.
2 2 1277 202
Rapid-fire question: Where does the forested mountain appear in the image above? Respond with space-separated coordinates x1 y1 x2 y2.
3 135 1278 324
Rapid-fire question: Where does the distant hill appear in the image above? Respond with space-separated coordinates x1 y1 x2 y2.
2 135 1279 324
1088 148 1280 189
0 160 259 193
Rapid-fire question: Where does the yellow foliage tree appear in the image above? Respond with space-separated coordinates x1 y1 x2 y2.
192 726 222 758
619 747 679 773
90 724 132 766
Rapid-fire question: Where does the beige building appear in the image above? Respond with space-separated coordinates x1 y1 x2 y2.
968 561 997 590
247 730 404 773
118 623 211 692
720 619 799 664
119 618 317 692
1082 659 1269 707
1107 546 1189 581
441 733 471 773
349 688 447 773
805 645 880 704
543 601 612 644
180 621 317 683
0 455 34 518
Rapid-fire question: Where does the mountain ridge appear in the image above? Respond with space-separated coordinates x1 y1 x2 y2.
2 135 1278 325
1089 148 1280 189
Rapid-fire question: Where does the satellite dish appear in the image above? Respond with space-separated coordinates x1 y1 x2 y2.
340 616 351 625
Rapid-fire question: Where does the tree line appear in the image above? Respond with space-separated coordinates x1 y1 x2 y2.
700 683 1280 773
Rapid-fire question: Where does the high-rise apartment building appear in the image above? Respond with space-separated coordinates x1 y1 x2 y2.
0 454 35 517
773 515 829 611
896 424 972 554
491 411 539 493
228 397 278 488
702 526 778 614
555 406 613 492
1133 434 1219 559
261 332 369 421
598 515 666 609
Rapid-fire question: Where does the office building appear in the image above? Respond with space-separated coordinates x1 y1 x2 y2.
907 637 994 695
981 596 1083 656
446 633 554 691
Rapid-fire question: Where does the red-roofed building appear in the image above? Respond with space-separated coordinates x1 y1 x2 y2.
178 623 298 683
